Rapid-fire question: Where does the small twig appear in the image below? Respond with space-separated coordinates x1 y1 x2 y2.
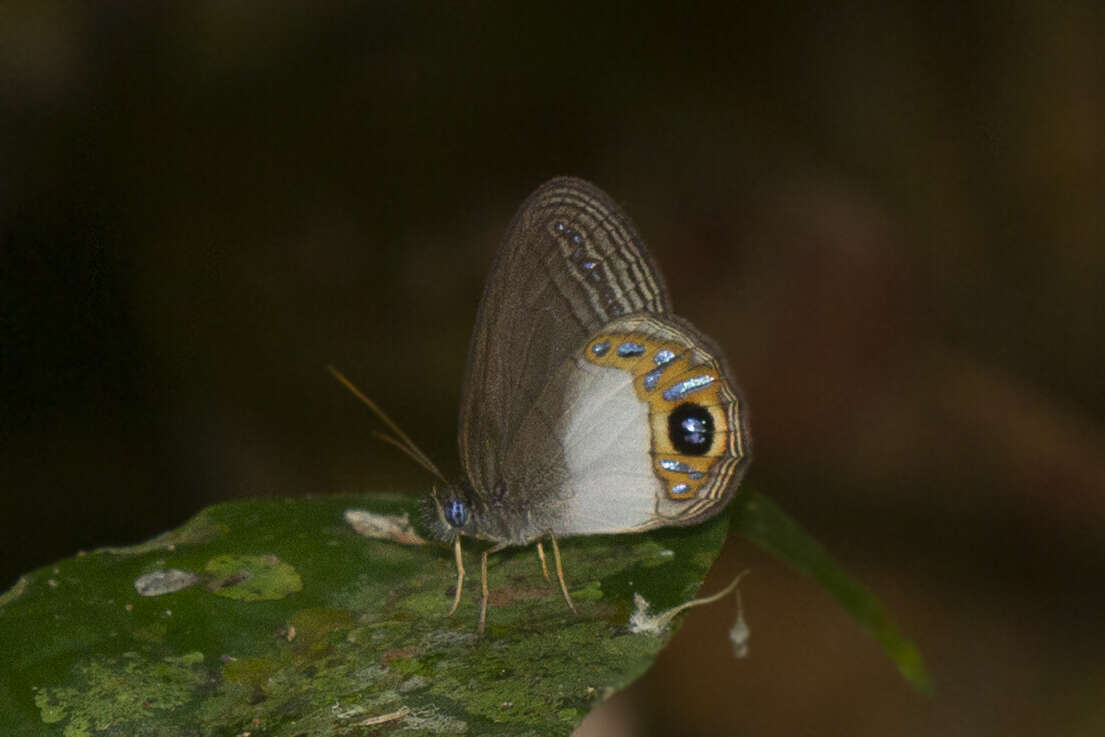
356 706 411 726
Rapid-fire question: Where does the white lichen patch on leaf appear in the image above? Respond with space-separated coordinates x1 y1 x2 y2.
345 509 428 545
134 569 201 597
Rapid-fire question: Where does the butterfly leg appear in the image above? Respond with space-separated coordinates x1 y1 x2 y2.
478 542 508 635
535 541 552 583
549 532 578 614
447 537 465 616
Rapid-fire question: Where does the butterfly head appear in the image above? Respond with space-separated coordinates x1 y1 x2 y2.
424 482 478 541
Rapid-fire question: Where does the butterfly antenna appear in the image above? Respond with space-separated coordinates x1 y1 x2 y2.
327 365 447 482
369 430 444 479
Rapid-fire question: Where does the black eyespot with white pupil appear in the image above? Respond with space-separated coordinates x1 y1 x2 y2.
668 402 714 455
444 498 469 528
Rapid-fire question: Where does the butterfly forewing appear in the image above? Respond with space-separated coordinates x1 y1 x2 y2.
458 178 670 497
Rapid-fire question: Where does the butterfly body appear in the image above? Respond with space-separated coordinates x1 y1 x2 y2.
425 178 750 575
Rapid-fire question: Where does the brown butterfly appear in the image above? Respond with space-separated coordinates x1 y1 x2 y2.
338 177 750 633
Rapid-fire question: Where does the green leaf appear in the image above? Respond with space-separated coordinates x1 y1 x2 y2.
731 491 933 694
0 490 928 736
0 494 729 736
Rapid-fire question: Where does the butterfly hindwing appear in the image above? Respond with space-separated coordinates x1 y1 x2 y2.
577 314 748 527
491 313 747 539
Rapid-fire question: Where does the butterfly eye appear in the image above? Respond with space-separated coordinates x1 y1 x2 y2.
444 499 469 528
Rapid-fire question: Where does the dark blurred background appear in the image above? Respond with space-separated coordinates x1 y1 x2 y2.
3 2 1104 735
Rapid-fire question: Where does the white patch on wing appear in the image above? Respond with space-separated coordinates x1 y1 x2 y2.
558 360 660 535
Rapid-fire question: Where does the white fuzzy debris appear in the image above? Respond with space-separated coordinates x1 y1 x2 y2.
344 509 428 545
133 569 200 597
730 609 750 658
628 571 750 645
728 570 751 657
628 593 670 635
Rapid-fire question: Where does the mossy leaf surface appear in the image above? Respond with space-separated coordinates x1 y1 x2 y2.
0 494 729 736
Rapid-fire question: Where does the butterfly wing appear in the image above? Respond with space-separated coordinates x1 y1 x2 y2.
554 313 749 532
458 177 749 543
498 312 749 538
458 177 670 497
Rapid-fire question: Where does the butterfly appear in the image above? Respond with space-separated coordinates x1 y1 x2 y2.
339 177 750 633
